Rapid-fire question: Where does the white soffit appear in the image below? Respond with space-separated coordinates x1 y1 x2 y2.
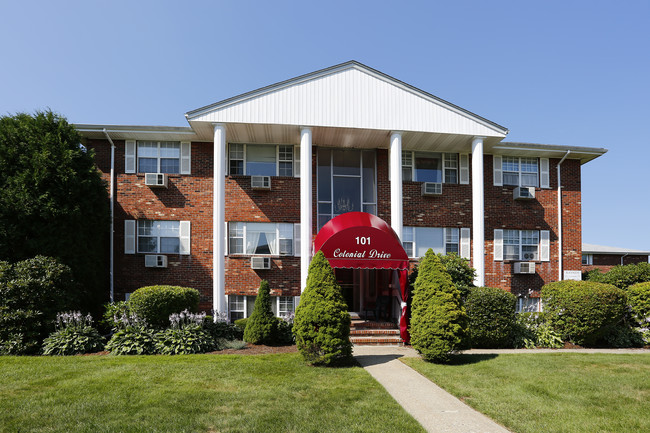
186 61 508 139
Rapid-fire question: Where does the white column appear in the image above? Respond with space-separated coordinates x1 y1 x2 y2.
390 132 403 240
300 127 313 294
213 123 227 314
472 136 485 287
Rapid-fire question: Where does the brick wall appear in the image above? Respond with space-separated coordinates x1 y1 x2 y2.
89 139 584 309
583 254 649 273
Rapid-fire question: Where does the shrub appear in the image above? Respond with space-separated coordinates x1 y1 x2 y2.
513 313 563 349
0 256 78 354
203 315 243 341
42 311 104 355
465 287 517 348
541 280 627 346
101 301 130 332
156 310 215 355
243 280 278 345
129 285 199 329
293 251 352 366
410 249 468 363
234 318 248 331
408 253 476 299
587 262 650 289
105 313 157 355
627 282 650 326
276 313 295 345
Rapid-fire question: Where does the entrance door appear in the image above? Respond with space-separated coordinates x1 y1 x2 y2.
334 268 395 320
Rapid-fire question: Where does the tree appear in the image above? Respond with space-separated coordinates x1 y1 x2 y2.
292 251 352 365
0 110 109 313
243 280 278 345
410 249 468 363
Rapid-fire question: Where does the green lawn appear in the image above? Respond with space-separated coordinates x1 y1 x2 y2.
0 353 424 433
402 353 650 433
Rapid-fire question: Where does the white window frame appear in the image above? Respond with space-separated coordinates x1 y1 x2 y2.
228 143 298 177
227 222 296 256
137 141 182 174
401 151 459 184
582 254 593 265
402 227 461 258
277 296 295 317
516 297 543 313
137 220 181 254
503 229 539 261
228 295 247 322
502 156 539 187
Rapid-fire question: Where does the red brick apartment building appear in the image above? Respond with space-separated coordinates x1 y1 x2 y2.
77 61 606 323
582 243 650 274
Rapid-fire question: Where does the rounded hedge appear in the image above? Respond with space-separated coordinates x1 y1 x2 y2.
627 282 650 326
465 287 517 348
128 285 199 328
541 280 627 346
410 249 468 363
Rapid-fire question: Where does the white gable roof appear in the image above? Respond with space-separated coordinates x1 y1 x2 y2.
186 61 508 139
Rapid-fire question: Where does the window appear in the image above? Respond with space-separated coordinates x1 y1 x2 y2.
228 222 295 255
502 156 538 187
137 220 180 253
228 143 296 176
228 295 246 322
582 254 593 265
402 227 459 258
277 296 294 317
137 141 181 174
517 297 542 313
402 151 458 183
317 148 376 229
503 230 539 261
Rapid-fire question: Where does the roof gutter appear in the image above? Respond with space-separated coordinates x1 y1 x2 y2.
557 150 571 281
102 129 116 303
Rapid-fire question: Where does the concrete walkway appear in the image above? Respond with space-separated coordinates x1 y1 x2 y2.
353 346 512 433
354 346 650 433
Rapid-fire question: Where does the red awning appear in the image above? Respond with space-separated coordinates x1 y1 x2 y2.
314 212 409 270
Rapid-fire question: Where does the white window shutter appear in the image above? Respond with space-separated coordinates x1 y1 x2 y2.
124 220 136 254
493 229 503 261
294 223 301 257
294 145 300 177
459 154 470 185
460 228 471 259
179 221 191 255
224 222 228 256
180 142 191 174
493 155 503 186
540 158 550 188
125 140 136 174
540 230 550 262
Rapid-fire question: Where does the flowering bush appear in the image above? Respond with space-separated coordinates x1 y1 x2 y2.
105 312 157 355
203 311 243 341
155 310 216 355
42 311 104 355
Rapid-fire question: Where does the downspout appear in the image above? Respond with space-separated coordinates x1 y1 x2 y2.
102 129 116 303
620 253 629 266
557 150 570 281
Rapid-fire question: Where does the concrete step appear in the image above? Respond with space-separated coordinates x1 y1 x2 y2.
350 320 397 329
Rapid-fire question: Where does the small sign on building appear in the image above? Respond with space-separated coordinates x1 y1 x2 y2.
563 270 582 281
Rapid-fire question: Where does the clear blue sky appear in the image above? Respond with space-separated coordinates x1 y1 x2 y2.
1 0 648 250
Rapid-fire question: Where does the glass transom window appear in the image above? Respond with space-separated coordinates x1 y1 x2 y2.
317 148 376 229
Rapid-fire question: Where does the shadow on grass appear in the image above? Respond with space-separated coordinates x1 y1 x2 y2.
444 354 499 365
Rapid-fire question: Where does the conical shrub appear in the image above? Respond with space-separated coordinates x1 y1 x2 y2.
243 280 277 345
410 249 468 363
292 251 352 365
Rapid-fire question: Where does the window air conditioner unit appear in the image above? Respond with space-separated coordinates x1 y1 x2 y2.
514 262 536 274
251 256 271 270
144 173 168 188
144 255 168 268
421 182 442 196
251 175 271 190
513 186 535 200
